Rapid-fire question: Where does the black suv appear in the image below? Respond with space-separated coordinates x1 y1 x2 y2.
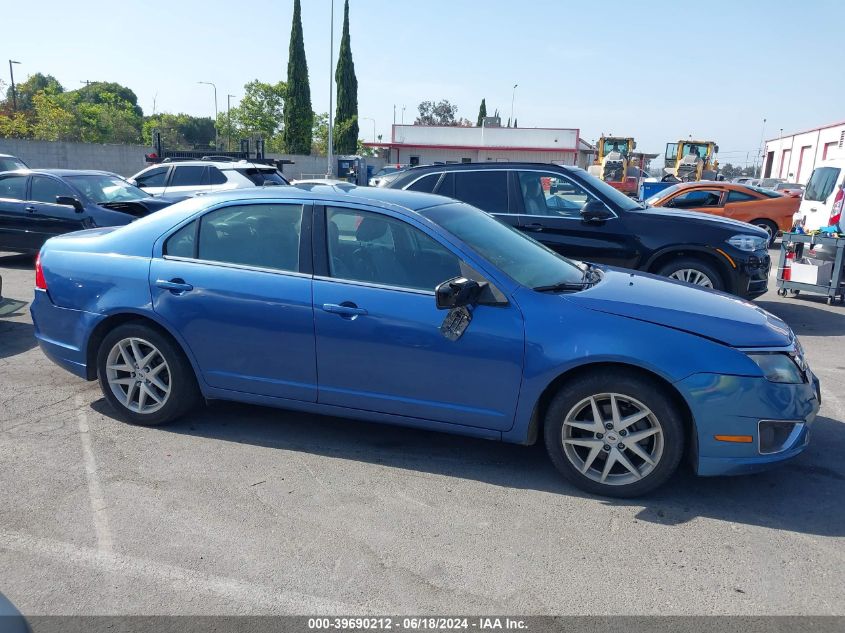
386 163 771 298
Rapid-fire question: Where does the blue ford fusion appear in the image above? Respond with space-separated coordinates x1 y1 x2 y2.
30 185 820 496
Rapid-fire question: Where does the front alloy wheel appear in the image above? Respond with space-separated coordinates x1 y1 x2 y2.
544 371 684 497
667 268 714 288
562 393 664 486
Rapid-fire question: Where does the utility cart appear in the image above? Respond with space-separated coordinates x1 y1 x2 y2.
776 233 845 305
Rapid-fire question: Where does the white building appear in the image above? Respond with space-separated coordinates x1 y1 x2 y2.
365 124 595 168
762 120 845 184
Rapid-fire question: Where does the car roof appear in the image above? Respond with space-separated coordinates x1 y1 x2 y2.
397 161 581 173
1 168 119 177
144 160 275 169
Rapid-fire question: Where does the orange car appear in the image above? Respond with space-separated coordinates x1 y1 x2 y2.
646 182 799 245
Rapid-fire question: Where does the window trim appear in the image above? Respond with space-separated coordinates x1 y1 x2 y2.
136 165 171 189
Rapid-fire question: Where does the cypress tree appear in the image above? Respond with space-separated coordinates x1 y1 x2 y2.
514 118 518 128
282 0 313 154
476 98 487 126
334 0 358 154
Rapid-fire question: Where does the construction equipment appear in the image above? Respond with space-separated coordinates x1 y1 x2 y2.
663 140 719 182
588 136 638 193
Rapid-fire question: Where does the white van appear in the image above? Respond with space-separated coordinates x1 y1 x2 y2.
794 159 845 231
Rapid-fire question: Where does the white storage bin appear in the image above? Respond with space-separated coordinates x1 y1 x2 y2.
791 258 834 285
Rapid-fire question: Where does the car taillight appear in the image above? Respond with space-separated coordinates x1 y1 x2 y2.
35 253 47 290
829 186 844 228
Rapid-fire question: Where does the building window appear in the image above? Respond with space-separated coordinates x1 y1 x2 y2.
409 156 420 166
824 141 837 160
461 158 472 163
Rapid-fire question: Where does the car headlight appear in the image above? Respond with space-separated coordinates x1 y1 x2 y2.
747 353 804 384
727 234 768 251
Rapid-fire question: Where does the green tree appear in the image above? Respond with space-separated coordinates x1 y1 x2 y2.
514 118 518 128
415 100 459 125
143 113 215 148
76 81 143 118
283 0 313 154
0 112 30 138
333 0 358 154
476 98 487 126
7 73 64 112
311 112 329 155
239 79 286 145
30 92 77 141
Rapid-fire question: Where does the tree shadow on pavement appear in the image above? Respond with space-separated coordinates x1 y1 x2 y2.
92 397 845 538
757 299 845 336
0 320 36 359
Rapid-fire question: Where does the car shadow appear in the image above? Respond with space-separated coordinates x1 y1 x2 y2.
91 398 845 538
756 299 845 336
0 253 34 270
0 320 36 359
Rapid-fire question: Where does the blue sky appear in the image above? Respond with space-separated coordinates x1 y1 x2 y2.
3 0 842 165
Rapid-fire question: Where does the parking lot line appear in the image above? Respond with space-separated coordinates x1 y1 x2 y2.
75 394 113 554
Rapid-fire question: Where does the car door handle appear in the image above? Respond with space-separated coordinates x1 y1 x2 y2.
322 303 368 317
24 206 36 213
155 279 193 293
523 222 544 232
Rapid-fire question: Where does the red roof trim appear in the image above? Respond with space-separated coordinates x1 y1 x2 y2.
363 142 577 153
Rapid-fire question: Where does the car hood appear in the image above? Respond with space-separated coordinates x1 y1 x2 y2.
636 206 769 236
566 268 792 348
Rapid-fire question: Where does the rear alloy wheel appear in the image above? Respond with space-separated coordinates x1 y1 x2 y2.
544 371 684 497
751 219 778 247
657 257 723 291
97 323 199 426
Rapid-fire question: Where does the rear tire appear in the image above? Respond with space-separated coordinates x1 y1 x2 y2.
657 257 724 291
97 322 200 426
543 370 684 497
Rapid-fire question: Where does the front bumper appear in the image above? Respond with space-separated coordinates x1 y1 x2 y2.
677 371 820 476
30 290 102 380
730 248 771 299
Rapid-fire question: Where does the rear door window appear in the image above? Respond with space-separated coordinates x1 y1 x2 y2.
453 170 509 213
0 175 28 200
207 166 228 185
170 166 208 187
197 203 304 272
804 167 841 202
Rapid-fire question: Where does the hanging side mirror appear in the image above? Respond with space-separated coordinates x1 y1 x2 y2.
435 277 485 310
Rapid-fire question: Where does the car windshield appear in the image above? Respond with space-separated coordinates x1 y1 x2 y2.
65 174 147 203
804 167 841 202
421 202 586 289
375 166 401 177
568 167 643 211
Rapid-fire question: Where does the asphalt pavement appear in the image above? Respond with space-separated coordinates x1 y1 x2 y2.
0 250 843 616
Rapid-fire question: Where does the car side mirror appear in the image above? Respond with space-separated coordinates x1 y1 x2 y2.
435 277 485 310
127 178 139 186
56 196 84 213
580 199 613 223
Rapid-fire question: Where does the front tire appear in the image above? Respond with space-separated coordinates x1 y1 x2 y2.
657 257 724 291
543 370 684 497
751 219 778 247
97 322 200 426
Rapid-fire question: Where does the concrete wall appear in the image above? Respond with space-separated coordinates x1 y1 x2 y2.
0 138 149 176
0 138 389 182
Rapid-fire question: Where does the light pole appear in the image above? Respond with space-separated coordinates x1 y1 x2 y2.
198 81 219 150
510 83 518 126
361 117 376 143
8 60 21 112
227 94 237 151
401 106 406 124
327 0 335 176
755 117 766 177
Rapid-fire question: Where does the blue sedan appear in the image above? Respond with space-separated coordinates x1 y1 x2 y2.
30 185 820 496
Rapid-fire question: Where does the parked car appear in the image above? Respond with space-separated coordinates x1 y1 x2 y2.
0 154 27 172
369 164 409 187
129 160 289 201
31 185 819 497
773 182 805 197
645 181 798 245
0 169 175 254
794 159 845 232
386 163 771 298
